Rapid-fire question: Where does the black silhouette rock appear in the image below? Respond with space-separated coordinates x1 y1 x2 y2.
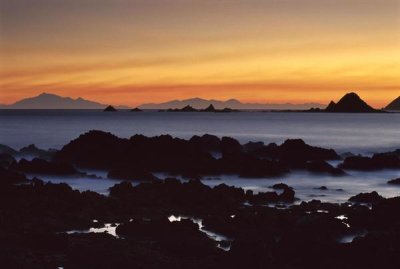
0 166 27 185
167 105 197 112
349 191 384 203
203 104 217 112
130 107 143 112
325 92 378 113
385 96 400 111
271 183 291 190
306 160 345 175
0 144 18 155
388 178 400 185
19 144 50 158
250 139 339 168
339 154 400 170
11 158 80 175
104 105 117 112
0 153 16 168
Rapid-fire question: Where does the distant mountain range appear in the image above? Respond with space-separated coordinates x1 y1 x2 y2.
385 96 400 111
1 92 397 112
0 93 129 109
139 98 325 110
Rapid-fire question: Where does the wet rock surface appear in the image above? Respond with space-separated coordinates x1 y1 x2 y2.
54 130 344 178
1 131 400 268
1 172 400 268
340 153 400 170
388 178 400 185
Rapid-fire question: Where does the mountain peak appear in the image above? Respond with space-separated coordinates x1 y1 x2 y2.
2 92 128 109
385 96 400 111
325 92 377 113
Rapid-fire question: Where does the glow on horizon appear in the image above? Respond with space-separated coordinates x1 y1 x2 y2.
0 0 399 107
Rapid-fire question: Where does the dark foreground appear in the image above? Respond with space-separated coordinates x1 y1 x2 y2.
1 131 400 269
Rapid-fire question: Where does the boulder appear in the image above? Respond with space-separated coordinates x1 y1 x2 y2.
349 191 384 203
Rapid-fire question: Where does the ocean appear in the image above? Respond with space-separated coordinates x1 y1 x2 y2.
1 109 399 203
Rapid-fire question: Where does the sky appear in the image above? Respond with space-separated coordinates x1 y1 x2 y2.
0 0 399 107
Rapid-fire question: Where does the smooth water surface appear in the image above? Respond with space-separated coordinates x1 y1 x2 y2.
1 110 399 154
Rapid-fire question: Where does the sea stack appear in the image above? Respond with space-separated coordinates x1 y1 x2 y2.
385 96 400 111
203 104 217 112
325 92 378 113
130 107 143 112
104 105 117 112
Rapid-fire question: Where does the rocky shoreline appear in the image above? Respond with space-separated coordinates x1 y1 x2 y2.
1 131 400 268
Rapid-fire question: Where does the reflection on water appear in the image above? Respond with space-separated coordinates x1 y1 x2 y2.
338 230 368 244
66 222 120 237
168 215 232 251
201 169 400 203
33 166 400 203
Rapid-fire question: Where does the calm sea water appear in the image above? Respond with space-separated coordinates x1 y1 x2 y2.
1 109 399 202
0 109 399 154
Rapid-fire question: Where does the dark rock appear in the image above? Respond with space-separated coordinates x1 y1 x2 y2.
271 183 291 190
385 96 400 111
325 92 379 113
315 186 328 190
104 105 117 112
220 137 242 156
130 107 142 112
0 153 16 168
387 178 400 185
306 160 345 175
0 144 18 155
0 166 27 185
20 144 48 156
243 141 264 153
203 104 217 112
168 105 197 112
11 158 80 175
189 134 221 152
116 218 217 255
349 191 385 203
339 154 400 170
251 139 339 168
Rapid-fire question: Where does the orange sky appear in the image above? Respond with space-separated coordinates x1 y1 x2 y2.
1 0 399 108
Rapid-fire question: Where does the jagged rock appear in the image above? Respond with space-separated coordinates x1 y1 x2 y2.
325 92 379 113
306 160 345 175
11 158 80 175
0 144 18 155
349 191 384 203
387 178 400 185
104 105 117 112
339 154 400 170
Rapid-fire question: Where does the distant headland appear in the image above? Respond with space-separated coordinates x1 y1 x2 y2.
0 92 398 112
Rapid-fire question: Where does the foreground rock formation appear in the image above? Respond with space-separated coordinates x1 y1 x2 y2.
1 164 400 268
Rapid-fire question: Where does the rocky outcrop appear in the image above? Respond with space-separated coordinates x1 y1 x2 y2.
387 178 400 185
130 107 143 112
249 139 340 168
324 92 379 113
306 160 345 175
385 96 400 111
11 158 81 175
55 130 346 178
104 105 117 112
339 153 400 170
349 191 384 203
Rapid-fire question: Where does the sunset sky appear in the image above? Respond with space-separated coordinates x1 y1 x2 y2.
1 0 399 107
